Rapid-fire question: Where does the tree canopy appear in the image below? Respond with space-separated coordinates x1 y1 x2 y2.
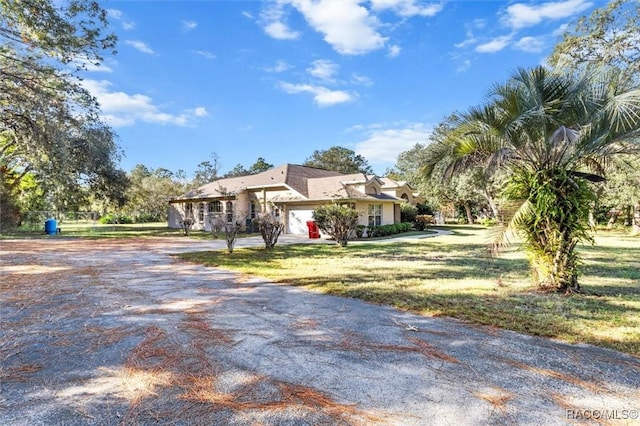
303 146 373 174
222 157 274 178
123 165 186 221
1 0 123 223
548 0 639 82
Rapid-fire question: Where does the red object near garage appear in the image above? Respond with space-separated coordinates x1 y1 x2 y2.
306 221 320 239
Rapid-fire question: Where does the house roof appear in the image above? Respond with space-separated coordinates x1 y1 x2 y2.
304 173 396 201
379 177 414 190
171 164 403 203
172 164 343 201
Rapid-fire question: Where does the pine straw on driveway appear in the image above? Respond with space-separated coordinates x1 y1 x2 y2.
1 237 639 425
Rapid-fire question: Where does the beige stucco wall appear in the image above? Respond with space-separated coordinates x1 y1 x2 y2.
167 203 183 229
168 188 294 232
382 203 395 225
354 201 396 227
168 194 252 232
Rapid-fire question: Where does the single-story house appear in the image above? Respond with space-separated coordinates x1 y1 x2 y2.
168 164 415 235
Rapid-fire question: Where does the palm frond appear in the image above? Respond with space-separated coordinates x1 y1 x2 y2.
567 170 606 183
491 199 535 256
605 88 640 133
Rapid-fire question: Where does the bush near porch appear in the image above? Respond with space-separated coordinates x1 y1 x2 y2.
366 222 412 238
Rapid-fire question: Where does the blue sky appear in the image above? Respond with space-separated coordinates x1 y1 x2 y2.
84 0 601 177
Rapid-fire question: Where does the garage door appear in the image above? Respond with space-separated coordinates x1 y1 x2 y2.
288 208 314 234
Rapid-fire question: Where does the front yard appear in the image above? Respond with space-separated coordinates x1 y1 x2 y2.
177 226 640 356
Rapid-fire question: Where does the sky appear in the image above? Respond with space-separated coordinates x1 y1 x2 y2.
83 0 603 177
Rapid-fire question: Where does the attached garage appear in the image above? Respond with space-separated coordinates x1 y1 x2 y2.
287 206 315 235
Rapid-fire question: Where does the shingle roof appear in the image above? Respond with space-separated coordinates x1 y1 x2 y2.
305 173 399 202
380 177 413 189
172 164 343 200
171 164 406 203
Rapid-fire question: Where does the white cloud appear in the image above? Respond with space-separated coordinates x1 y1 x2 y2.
454 37 477 49
264 60 292 73
351 73 373 86
242 11 253 19
279 82 355 107
353 123 432 165
289 0 387 55
125 40 155 55
476 35 513 53
455 18 488 49
259 0 443 56
473 18 487 29
192 50 216 59
193 107 208 117
387 45 402 57
502 0 593 29
553 23 570 36
82 80 207 127
261 3 300 40
106 9 135 30
182 20 197 31
513 36 545 52
370 0 443 17
306 59 339 82
264 21 301 39
106 9 123 19
74 58 113 73
456 59 471 72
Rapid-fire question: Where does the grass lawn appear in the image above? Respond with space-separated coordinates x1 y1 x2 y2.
176 226 640 356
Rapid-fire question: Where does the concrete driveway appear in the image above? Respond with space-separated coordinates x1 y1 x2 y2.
1 236 638 425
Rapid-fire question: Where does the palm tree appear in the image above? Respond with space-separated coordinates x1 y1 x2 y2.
426 66 640 293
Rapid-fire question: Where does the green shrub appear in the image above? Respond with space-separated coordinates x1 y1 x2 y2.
356 225 366 238
416 203 434 215
415 215 434 231
99 213 133 224
366 222 411 238
312 204 359 247
479 217 498 226
400 203 418 223
135 213 162 223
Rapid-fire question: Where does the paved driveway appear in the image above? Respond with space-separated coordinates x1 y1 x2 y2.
1 236 638 425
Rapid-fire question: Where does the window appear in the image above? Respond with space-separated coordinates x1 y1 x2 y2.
225 201 233 223
185 202 193 218
273 207 281 218
401 193 409 201
368 204 382 227
249 201 257 219
198 203 205 223
208 200 222 214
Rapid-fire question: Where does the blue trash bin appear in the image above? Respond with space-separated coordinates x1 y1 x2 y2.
45 219 57 235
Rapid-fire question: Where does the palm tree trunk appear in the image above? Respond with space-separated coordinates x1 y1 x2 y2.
530 225 580 293
551 233 579 293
